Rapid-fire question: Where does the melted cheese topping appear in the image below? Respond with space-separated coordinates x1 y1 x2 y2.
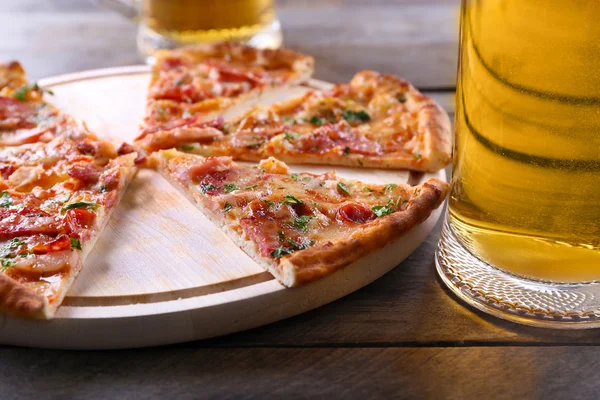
162 151 415 262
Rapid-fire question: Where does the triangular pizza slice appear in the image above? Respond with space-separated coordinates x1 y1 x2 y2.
0 63 138 318
138 71 452 172
138 42 314 140
155 149 448 286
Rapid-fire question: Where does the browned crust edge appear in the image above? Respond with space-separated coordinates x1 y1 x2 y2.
0 273 48 319
417 97 452 172
278 178 449 287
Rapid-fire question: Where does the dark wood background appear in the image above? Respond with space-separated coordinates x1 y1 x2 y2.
2 1 600 399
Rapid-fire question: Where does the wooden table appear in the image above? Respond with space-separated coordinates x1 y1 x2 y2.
2 1 600 399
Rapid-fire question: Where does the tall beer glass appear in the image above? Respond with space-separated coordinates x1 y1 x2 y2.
436 0 600 327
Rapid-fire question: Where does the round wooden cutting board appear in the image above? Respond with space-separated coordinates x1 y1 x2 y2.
0 66 446 349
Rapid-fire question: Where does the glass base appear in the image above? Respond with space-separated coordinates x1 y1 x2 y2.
137 19 283 64
436 216 600 329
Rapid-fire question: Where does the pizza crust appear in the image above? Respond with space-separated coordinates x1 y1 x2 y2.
278 178 448 286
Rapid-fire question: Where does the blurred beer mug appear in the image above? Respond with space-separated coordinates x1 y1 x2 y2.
436 0 600 328
98 0 283 62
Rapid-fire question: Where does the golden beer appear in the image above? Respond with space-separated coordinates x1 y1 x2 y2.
142 0 276 44
449 0 600 282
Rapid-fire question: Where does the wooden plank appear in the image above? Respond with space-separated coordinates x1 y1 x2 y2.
1 346 599 399
0 1 459 88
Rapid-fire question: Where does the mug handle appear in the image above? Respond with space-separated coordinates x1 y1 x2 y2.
95 0 141 20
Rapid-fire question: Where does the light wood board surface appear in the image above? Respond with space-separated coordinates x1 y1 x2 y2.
0 66 445 349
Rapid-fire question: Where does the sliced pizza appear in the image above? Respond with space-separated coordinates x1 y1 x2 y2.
138 42 314 138
155 149 448 287
138 71 452 172
0 62 81 147
0 62 138 319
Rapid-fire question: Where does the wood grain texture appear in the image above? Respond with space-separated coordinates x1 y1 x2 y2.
2 346 600 400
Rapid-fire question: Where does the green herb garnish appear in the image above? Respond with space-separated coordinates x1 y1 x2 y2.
0 191 13 208
223 202 233 212
263 199 275 206
246 142 263 149
397 94 407 103
284 131 298 141
282 116 296 124
14 82 53 102
244 184 258 190
413 153 422 160
61 201 99 214
0 258 15 271
342 110 371 123
283 195 303 205
308 116 326 126
223 183 239 193
70 237 82 250
383 184 398 192
342 146 350 156
293 216 314 232
372 203 396 218
337 182 350 195
200 183 217 193
290 173 299 181
9 238 25 248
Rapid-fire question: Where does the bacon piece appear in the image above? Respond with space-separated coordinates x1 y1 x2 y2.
137 117 225 152
294 123 382 156
64 208 96 238
30 234 72 254
67 161 102 184
173 156 233 186
8 165 44 189
0 208 60 239
337 203 376 224
204 59 265 85
116 143 145 165
0 96 36 130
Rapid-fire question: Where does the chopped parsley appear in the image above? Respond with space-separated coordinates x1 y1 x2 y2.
413 153 422 160
290 173 299 181
270 238 315 259
396 198 409 207
278 230 285 241
175 78 185 86
372 204 396 218
363 187 374 192
244 184 258 190
283 195 303 205
293 216 314 232
342 110 371 123
0 191 13 208
99 185 108 193
342 146 350 156
181 144 195 151
262 199 275 206
14 82 53 102
397 94 407 103
284 131 298 141
383 184 398 192
223 183 239 193
337 182 350 195
307 116 326 126
0 258 15 272
61 201 99 214
282 116 296 124
9 238 25 248
200 183 217 193
70 237 82 250
223 202 233 212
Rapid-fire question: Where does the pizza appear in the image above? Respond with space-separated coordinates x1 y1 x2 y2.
136 70 452 172
0 63 137 318
0 62 82 147
137 42 314 146
155 149 449 286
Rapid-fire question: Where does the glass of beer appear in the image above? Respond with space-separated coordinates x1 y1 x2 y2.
436 0 600 328
98 0 282 61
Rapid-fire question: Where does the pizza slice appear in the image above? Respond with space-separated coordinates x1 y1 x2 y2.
138 71 452 172
0 62 138 318
0 62 81 147
155 149 448 286
140 42 314 129
0 136 137 318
